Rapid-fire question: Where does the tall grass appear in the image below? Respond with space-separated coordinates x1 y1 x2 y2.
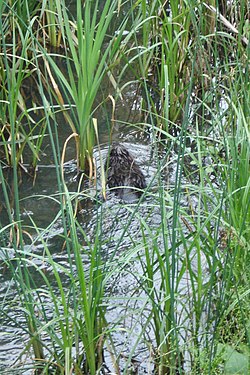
43 0 62 48
113 1 249 373
0 1 249 374
122 0 192 129
46 0 125 175
0 1 50 170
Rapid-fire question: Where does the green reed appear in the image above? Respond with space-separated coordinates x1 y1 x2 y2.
0 1 48 170
47 0 125 174
0 116 111 373
0 114 45 375
2 0 38 33
44 0 61 48
124 0 192 127
121 2 249 372
0 1 249 374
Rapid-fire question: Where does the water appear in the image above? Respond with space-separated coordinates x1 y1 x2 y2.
1 112 206 373
0 55 161 372
0 145 156 373
0 3 210 373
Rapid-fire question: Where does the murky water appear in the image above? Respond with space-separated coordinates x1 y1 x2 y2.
0 71 211 372
0 65 162 373
0 82 205 372
1 127 202 374
0 3 207 374
0 147 155 373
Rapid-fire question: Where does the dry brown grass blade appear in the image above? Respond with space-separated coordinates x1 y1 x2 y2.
61 132 79 183
108 94 116 138
44 58 77 133
204 3 249 46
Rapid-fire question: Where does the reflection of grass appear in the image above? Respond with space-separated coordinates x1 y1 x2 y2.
0 0 249 374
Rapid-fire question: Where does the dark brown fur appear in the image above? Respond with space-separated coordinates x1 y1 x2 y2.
105 144 146 196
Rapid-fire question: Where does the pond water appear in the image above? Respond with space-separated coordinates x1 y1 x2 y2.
0 71 162 373
0 3 212 374
0 80 210 372
1 125 207 374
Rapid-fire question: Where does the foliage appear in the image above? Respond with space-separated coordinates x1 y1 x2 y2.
46 0 125 174
0 0 249 374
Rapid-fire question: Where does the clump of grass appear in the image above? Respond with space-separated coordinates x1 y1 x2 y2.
43 0 62 48
0 1 50 171
46 0 125 175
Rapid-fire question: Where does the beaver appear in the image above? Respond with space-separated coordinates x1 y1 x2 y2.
105 143 146 197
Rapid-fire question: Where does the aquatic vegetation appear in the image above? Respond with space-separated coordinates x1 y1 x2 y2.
0 0 249 374
46 0 125 176
44 0 62 48
0 1 52 170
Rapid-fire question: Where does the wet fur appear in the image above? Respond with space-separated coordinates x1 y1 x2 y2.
105 144 146 196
